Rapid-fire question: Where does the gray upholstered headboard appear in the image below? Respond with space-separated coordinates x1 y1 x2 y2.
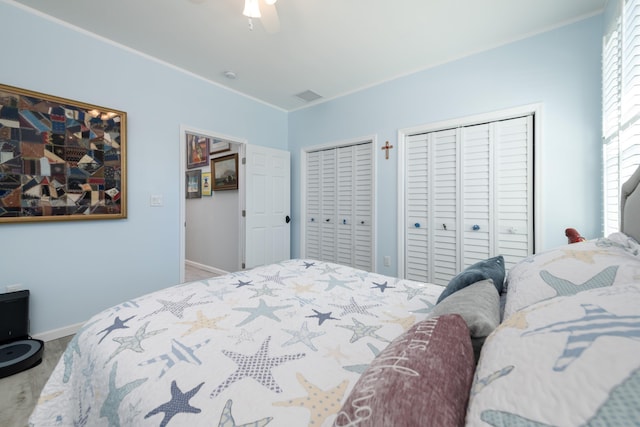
620 164 640 242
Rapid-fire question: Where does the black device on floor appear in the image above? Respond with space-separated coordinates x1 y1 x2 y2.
0 290 44 378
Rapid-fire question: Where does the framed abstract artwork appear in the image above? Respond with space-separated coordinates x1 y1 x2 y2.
212 153 238 191
186 169 202 198
186 132 209 169
0 83 127 223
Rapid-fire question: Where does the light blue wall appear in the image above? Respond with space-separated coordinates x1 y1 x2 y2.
289 15 604 277
0 2 287 335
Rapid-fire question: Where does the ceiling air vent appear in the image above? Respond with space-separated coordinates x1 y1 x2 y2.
295 90 323 102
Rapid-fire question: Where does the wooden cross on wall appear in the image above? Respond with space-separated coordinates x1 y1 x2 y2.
381 141 394 160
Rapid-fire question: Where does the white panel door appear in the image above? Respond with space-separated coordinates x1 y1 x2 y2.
405 134 430 282
245 144 291 268
353 143 373 271
320 149 337 263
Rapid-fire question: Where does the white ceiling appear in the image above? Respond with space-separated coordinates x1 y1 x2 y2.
9 0 606 111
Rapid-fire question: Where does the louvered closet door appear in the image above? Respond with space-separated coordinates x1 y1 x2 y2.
405 134 430 282
494 116 533 269
353 143 373 271
305 151 321 260
431 129 458 286
461 124 492 267
320 149 337 263
336 146 354 266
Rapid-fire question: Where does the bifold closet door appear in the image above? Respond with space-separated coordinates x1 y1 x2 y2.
305 143 373 271
336 143 373 271
404 114 533 284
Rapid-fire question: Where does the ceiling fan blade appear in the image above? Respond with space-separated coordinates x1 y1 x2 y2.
260 1 280 33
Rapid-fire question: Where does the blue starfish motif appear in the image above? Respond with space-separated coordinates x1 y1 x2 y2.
524 303 640 371
258 271 296 286
210 336 305 398
281 321 326 351
97 315 135 344
217 399 273 427
337 318 390 343
302 261 315 269
412 298 436 314
330 296 380 317
145 380 203 427
319 264 341 275
63 319 100 383
399 284 427 300
142 293 212 319
209 287 233 301
371 281 394 293
306 309 339 325
138 338 211 378
319 275 355 291
539 265 618 298
104 322 167 365
234 280 254 288
284 295 317 307
100 362 147 427
343 343 381 373
233 298 293 326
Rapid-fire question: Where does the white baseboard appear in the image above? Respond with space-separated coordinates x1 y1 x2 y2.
32 321 84 342
185 259 228 276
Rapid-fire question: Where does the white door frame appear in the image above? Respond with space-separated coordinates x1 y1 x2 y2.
396 103 543 279
179 125 247 283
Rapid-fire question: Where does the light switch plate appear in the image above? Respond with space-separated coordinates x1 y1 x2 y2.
150 194 164 207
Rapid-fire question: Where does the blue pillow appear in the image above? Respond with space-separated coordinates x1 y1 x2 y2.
436 256 505 303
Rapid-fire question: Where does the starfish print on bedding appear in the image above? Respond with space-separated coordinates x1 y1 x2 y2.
138 338 212 378
542 248 615 266
282 321 326 351
273 373 349 426
470 365 514 397
292 282 318 294
141 293 212 319
63 319 100 383
209 287 233 301
539 265 618 298
411 298 436 314
217 399 273 427
337 318 390 343
319 263 341 275
324 344 350 364
97 315 135 344
306 309 339 326
104 322 167 365
229 327 262 344
284 295 317 307
383 313 417 331
258 271 296 286
371 281 394 293
233 280 254 288
100 362 147 427
398 283 428 300
302 261 316 269
523 303 640 371
343 343 381 373
145 380 203 427
177 310 228 336
233 298 293 327
319 275 355 291
210 336 305 398
330 297 380 317
249 284 279 299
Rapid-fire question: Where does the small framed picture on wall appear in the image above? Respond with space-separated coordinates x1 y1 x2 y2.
212 153 238 191
186 170 202 198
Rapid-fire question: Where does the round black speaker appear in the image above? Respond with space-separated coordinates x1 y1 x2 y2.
0 339 44 379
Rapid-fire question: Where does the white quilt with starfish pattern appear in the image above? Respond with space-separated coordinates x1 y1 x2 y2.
29 259 443 427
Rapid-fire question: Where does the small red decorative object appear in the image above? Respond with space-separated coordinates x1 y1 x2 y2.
565 228 586 244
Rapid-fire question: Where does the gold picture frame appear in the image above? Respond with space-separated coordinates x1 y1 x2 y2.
0 83 127 223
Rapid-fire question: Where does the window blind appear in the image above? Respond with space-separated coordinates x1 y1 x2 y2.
603 0 640 236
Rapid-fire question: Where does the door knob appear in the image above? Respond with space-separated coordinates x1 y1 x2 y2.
285 215 291 223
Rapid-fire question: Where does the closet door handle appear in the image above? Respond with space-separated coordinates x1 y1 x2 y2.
325 218 330 222
414 223 421 228
343 219 347 225
285 215 291 224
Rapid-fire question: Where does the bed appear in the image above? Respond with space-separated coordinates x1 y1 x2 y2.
30 165 640 427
